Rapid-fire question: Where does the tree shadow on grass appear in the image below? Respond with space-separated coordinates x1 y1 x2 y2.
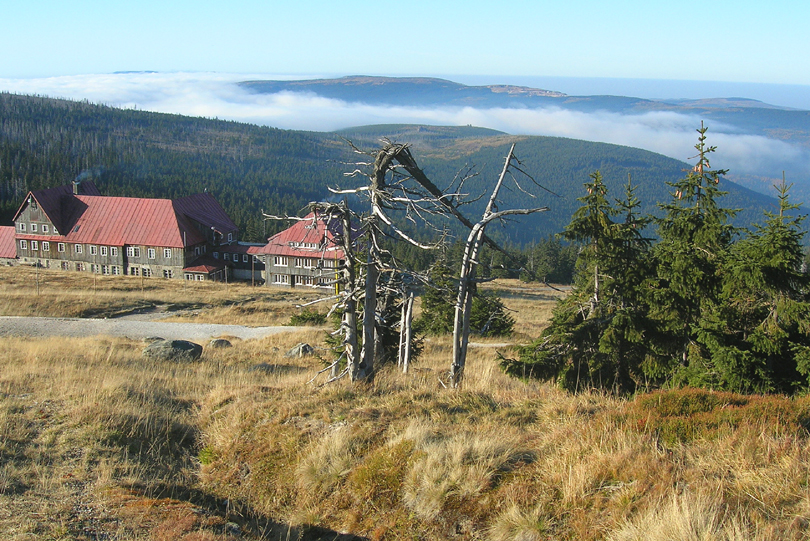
124 481 369 541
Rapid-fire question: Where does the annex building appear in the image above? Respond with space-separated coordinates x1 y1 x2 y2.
253 211 346 289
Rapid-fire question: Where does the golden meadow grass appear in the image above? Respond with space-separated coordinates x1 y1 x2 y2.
2 267 810 540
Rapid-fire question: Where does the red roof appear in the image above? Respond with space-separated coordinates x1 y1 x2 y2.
0 226 16 259
254 212 347 260
184 256 226 273
59 196 206 248
13 184 238 249
173 193 238 237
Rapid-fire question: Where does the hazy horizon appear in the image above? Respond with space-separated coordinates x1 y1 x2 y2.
2 71 808 191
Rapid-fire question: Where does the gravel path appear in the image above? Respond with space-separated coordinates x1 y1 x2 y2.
0 316 311 341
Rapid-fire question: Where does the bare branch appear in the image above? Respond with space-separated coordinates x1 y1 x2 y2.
295 294 341 308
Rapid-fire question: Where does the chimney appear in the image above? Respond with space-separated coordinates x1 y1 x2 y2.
72 180 80 195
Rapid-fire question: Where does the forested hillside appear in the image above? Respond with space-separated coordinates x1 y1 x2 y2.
0 93 352 241
1 93 779 246
338 125 778 244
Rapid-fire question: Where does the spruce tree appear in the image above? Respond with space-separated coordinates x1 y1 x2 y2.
699 178 810 392
648 123 736 384
504 172 652 392
597 178 654 391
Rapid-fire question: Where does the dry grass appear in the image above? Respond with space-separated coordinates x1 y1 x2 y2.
0 265 324 325
2 270 809 540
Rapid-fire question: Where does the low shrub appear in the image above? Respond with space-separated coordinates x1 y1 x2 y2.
288 308 327 326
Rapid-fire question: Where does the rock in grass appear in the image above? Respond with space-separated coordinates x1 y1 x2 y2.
142 339 203 362
284 343 315 358
208 338 233 349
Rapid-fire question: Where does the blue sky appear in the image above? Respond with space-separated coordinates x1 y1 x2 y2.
3 0 808 85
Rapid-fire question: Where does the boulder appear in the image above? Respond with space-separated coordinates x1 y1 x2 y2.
284 343 315 358
142 339 203 362
209 338 233 349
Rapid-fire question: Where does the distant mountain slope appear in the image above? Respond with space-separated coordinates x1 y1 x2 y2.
0 94 781 247
336 125 778 244
242 76 810 150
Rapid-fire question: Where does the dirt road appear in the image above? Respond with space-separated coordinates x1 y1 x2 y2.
0 316 311 341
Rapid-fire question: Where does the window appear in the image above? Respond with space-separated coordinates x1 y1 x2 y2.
90 264 100 274
61 261 69 270
42 242 49 252
42 224 49 233
31 240 38 251
147 248 155 259
126 246 140 258
213 252 219 259
99 246 107 256
89 245 98 256
101 265 110 275
223 253 230 261
112 266 120 275
163 269 174 279
129 266 140 276
273 256 288 266
19 240 28 250
111 247 118 256
185 273 194 281
18 223 26 232
227 232 233 242
57 243 65 253
273 274 289 284
196 275 205 281
243 254 249 263
303 258 314 268
194 246 201 256
75 262 84 272
294 258 303 268
142 267 152 278
163 248 172 259
75 244 83 254
31 224 38 233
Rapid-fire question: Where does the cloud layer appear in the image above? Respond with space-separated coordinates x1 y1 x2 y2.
2 72 807 190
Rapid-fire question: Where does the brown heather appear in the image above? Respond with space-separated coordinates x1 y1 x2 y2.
1 267 810 540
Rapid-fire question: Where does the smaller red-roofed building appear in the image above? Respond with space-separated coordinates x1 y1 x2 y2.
9 180 263 282
0 226 17 265
253 212 347 289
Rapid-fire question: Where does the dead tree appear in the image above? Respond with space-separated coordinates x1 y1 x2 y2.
449 144 549 388
333 140 463 377
265 140 549 388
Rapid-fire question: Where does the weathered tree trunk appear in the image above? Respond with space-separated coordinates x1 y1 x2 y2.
339 207 360 379
450 144 516 388
399 289 415 373
357 227 378 381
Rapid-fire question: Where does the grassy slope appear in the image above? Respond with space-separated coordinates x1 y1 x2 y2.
2 268 810 540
